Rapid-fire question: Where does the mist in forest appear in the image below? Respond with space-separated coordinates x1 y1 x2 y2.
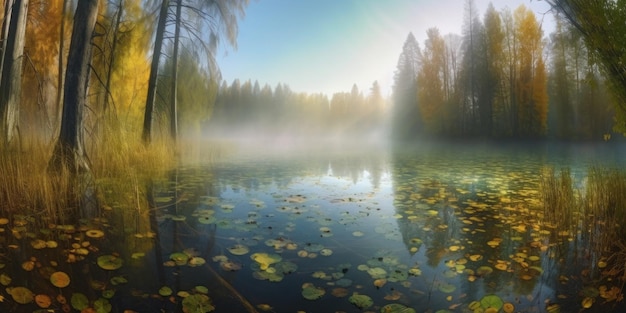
202 79 390 151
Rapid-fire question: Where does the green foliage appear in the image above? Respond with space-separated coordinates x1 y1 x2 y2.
547 0 626 133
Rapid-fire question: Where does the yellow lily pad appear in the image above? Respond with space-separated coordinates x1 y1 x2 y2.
251 253 282 270
50 271 70 288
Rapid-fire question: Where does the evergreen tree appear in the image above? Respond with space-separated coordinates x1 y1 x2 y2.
391 32 421 141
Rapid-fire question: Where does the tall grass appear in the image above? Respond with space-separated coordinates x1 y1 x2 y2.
541 166 626 278
0 117 176 223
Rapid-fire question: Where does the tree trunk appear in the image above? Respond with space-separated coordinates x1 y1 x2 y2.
103 0 124 113
170 0 181 142
55 0 68 135
142 0 170 144
0 0 28 146
48 0 99 174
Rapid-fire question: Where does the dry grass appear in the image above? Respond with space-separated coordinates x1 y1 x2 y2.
0 117 176 222
542 166 626 279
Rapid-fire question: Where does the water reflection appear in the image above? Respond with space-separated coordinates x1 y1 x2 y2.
2 143 625 312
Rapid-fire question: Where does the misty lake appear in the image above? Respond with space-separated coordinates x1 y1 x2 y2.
2 142 626 313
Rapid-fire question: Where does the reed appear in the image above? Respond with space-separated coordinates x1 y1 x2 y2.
0 117 176 222
541 165 626 279
540 167 577 232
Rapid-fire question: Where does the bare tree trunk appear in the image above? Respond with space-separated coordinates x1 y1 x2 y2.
49 0 99 174
103 0 124 113
170 0 181 142
55 0 68 135
0 0 28 146
142 0 170 144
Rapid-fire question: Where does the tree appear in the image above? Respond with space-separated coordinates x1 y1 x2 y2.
481 3 505 137
0 0 29 145
546 0 626 133
459 0 483 134
49 0 100 173
141 0 169 143
391 32 421 141
142 0 248 144
418 28 446 135
514 5 547 137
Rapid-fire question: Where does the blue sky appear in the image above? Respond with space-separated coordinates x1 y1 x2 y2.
216 0 554 97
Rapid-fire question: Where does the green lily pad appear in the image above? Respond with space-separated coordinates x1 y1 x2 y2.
97 255 123 270
110 276 127 285
252 270 284 282
170 252 190 266
349 292 373 309
302 284 325 300
94 297 112 313
388 269 408 282
182 294 214 313
303 243 324 252
336 278 353 287
102 289 115 299
380 303 417 313
438 282 456 293
159 286 173 296
188 257 206 266
367 267 387 279
274 261 298 274
71 293 89 311
194 286 209 294
8 286 33 304
227 244 250 256
481 294 504 310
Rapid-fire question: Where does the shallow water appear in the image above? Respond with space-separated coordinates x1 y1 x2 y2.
2 142 626 312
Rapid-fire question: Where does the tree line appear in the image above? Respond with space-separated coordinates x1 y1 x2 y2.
207 79 386 140
391 2 615 141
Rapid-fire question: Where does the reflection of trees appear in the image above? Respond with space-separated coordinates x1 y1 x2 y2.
209 149 388 192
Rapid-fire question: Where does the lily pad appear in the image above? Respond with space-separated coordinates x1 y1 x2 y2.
274 261 298 274
182 294 214 313
380 303 416 313
480 294 504 310
86 229 105 238
97 255 123 270
438 282 456 293
159 286 173 296
71 293 89 310
50 271 70 288
349 292 373 309
302 283 325 300
94 298 112 313
170 252 190 266
8 286 33 304
188 257 206 266
367 267 387 279
250 253 282 270
110 276 128 285
35 294 52 308
227 244 250 256
0 273 11 286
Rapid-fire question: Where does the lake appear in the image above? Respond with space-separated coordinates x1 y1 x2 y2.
1 142 626 313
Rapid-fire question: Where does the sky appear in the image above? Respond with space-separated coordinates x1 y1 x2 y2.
216 0 555 98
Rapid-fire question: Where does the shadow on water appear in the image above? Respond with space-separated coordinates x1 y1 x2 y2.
0 142 625 312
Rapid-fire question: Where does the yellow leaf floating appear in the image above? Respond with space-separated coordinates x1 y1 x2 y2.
581 297 593 309
503 302 515 313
